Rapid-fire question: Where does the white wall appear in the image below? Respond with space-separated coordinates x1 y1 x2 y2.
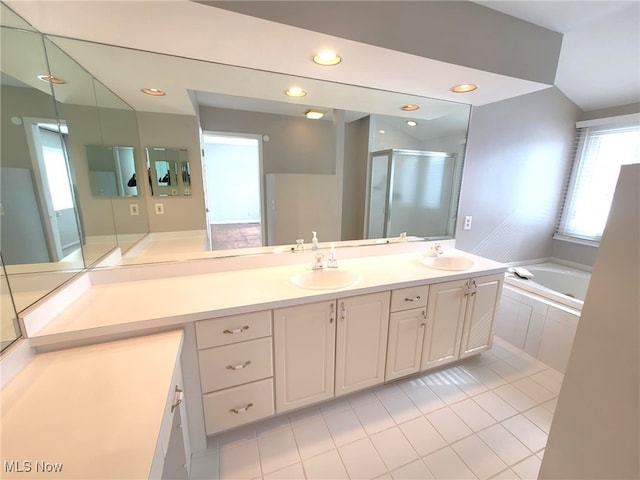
539 164 639 479
204 142 261 224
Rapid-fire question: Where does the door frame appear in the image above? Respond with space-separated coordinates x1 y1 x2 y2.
22 116 69 261
201 131 266 249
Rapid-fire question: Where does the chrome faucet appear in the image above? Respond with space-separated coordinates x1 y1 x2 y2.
426 243 443 257
312 253 325 270
295 239 304 251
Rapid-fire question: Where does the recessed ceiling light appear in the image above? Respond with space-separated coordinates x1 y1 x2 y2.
313 50 342 66
141 88 166 96
401 104 420 111
451 84 478 93
378 130 386 134
285 87 307 97
37 74 66 84
305 109 325 120
406 120 418 127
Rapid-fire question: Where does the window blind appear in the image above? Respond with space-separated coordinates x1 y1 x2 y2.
555 122 640 244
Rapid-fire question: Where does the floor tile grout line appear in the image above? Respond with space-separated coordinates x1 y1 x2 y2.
207 342 562 480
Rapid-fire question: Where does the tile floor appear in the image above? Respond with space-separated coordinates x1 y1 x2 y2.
191 337 563 480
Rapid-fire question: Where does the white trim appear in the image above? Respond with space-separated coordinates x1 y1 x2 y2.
0 339 34 389
576 113 640 129
553 233 599 247
21 272 92 337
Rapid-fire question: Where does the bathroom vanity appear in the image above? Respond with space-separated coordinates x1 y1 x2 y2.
3 241 506 477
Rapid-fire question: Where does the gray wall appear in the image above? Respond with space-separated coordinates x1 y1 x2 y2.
455 87 581 263
136 112 205 233
342 116 370 240
199 107 335 175
209 1 562 84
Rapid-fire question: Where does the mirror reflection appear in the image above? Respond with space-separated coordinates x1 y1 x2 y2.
86 145 138 197
0 12 150 316
146 147 191 196
366 149 461 239
0 253 20 351
1 3 471 327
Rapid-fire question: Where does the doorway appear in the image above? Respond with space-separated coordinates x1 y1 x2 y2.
19 118 81 263
202 133 264 250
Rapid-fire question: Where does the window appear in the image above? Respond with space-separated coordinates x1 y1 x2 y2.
556 120 640 244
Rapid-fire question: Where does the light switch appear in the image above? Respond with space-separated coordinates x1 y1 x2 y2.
129 203 139 216
155 203 164 215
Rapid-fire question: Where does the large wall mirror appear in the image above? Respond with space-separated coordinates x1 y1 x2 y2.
0 4 149 319
0 3 471 338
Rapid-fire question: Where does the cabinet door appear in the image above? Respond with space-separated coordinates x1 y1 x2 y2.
274 300 336 412
421 279 467 370
460 274 504 358
386 308 427 381
335 291 390 396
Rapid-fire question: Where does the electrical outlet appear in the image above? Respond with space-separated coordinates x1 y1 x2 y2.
463 216 472 230
155 203 164 215
129 203 139 216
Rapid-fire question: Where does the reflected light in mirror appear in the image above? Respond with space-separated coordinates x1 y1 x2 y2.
142 87 166 96
285 86 306 97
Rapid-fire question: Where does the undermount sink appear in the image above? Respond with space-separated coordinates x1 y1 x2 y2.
291 269 360 290
421 255 476 271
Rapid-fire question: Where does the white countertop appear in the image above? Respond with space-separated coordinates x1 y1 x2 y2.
0 330 183 479
28 249 505 347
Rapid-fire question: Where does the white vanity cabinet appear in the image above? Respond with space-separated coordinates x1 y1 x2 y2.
385 285 429 381
274 291 390 410
273 300 336 412
157 363 189 480
459 273 504 358
335 291 391 396
421 274 504 370
196 311 275 435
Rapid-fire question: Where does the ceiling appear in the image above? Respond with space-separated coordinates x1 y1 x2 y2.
475 1 639 111
3 0 638 116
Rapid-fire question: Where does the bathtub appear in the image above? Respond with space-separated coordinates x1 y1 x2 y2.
504 262 591 311
498 262 591 372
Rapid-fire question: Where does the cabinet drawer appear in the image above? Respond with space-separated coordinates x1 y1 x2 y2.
196 311 272 349
203 378 274 435
199 337 273 393
391 285 428 312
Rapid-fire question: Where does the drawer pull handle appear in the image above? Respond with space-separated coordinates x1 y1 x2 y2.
226 360 252 370
171 386 184 413
230 403 254 414
405 296 421 302
223 325 249 335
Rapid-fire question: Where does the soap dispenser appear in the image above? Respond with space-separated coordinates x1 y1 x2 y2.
311 231 319 251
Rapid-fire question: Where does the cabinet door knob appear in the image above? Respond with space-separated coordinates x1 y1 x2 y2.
340 302 346 322
229 403 253 414
223 325 249 335
226 360 252 370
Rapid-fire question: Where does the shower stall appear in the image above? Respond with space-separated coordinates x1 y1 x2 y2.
365 148 462 239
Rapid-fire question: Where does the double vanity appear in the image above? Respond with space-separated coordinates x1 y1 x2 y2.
2 240 506 478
